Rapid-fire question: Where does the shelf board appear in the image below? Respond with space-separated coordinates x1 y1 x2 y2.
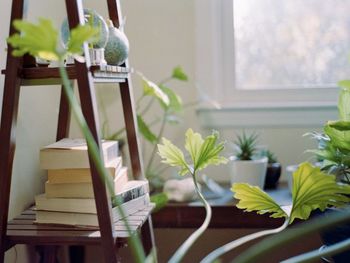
1 65 130 86
6 205 153 249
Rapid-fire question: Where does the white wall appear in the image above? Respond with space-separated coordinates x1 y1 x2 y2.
0 0 331 262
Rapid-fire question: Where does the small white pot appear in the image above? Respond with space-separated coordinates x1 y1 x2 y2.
229 157 268 189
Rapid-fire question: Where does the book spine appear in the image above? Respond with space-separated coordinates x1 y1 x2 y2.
115 182 149 203
112 194 150 222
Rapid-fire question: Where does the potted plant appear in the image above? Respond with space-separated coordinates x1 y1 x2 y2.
262 149 282 189
305 80 350 262
229 132 267 189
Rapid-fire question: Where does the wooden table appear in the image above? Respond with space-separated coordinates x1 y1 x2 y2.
152 185 291 229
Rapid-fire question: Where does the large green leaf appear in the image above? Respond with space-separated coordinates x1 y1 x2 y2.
232 183 287 219
172 66 188 81
185 129 204 166
137 115 157 144
141 76 169 106
160 84 183 112
338 81 350 121
67 24 99 55
290 162 350 223
194 130 228 171
157 138 190 175
7 18 59 60
324 121 350 153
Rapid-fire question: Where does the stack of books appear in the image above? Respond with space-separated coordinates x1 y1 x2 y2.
35 138 150 227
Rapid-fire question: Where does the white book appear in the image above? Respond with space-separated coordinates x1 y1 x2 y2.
45 167 128 198
35 194 150 227
47 157 122 184
36 180 149 213
40 138 119 169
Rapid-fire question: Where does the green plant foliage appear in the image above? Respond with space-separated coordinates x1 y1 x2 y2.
171 66 188 81
137 115 157 143
232 183 287 218
290 162 350 223
324 121 350 153
233 162 350 224
141 75 169 106
7 18 60 60
338 80 350 121
66 24 99 56
150 192 169 213
261 149 278 163
160 84 183 112
157 137 190 176
7 18 98 62
233 132 258 160
158 129 228 177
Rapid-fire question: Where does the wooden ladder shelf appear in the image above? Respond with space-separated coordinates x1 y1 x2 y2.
0 0 155 262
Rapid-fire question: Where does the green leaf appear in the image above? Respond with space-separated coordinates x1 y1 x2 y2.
150 192 169 213
324 121 350 153
172 66 188 81
338 82 350 121
141 76 170 106
232 183 287 219
338 80 350 90
7 18 59 61
67 24 99 55
157 138 190 175
193 130 228 171
160 84 183 112
137 115 157 144
290 162 350 223
185 129 204 166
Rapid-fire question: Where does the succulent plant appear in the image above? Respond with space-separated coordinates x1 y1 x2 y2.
233 132 258 160
262 149 278 164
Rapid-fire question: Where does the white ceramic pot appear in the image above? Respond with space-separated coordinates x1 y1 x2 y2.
229 157 268 189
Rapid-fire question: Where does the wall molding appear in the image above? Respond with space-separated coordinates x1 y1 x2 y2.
197 105 338 129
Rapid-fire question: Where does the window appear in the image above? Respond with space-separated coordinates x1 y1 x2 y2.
195 0 340 127
234 0 350 90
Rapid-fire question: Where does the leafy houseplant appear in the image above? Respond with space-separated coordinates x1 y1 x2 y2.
202 162 350 262
7 17 350 263
103 66 190 192
7 18 148 263
229 132 268 189
262 149 282 189
157 128 228 262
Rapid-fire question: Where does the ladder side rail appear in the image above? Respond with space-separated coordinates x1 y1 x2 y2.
0 0 26 261
64 1 118 262
107 0 144 181
56 83 72 141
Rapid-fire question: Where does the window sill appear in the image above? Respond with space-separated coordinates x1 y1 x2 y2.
196 103 338 129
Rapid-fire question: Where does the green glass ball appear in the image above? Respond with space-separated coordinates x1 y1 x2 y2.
104 24 129 65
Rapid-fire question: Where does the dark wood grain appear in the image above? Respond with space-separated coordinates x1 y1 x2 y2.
64 0 118 262
0 0 25 262
152 204 285 229
56 84 71 141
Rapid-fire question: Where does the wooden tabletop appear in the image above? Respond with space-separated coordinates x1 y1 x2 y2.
152 185 291 229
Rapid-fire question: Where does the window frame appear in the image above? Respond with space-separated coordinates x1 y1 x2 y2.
195 0 339 115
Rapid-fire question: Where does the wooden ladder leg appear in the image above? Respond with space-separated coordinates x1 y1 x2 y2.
64 1 118 262
0 0 26 262
56 84 72 141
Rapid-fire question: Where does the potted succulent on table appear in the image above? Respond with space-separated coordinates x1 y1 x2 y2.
262 149 282 189
229 132 268 189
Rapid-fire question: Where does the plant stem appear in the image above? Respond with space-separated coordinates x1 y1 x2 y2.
58 64 147 263
232 209 350 263
281 238 350 263
140 97 155 116
201 218 289 263
168 172 212 263
158 76 172 86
